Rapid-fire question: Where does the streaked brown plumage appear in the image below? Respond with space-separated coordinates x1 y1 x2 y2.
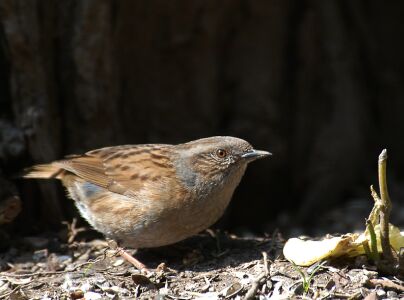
24 136 270 259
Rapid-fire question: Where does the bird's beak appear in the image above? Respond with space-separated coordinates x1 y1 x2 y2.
241 149 272 161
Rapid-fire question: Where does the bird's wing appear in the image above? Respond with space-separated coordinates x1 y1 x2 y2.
27 144 177 198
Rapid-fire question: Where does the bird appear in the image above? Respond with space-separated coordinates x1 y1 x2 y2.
24 136 271 269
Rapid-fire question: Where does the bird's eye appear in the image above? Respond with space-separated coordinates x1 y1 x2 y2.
216 149 227 158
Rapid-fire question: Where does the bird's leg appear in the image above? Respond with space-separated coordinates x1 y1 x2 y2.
107 239 148 271
116 247 148 271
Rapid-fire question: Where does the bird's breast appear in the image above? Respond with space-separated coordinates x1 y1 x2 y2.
176 165 248 234
61 164 247 249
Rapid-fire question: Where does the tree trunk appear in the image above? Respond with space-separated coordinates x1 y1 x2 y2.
1 0 404 231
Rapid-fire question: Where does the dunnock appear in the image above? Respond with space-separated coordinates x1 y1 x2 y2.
24 136 270 268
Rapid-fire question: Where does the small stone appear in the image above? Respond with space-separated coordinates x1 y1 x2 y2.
325 279 335 290
363 291 377 300
156 262 168 272
387 291 397 298
183 270 193 277
112 258 125 267
159 287 169 296
70 289 84 299
83 291 102 300
376 289 386 297
185 283 197 290
79 282 91 292
32 249 48 262
362 269 378 279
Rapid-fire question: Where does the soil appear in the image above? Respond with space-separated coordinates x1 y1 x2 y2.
1 228 403 300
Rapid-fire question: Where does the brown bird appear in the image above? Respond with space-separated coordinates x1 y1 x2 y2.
24 136 270 269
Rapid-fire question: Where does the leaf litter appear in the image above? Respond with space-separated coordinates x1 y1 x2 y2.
1 150 404 299
0 230 403 299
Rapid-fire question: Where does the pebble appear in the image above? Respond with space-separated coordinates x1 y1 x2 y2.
32 249 48 262
79 282 91 292
376 289 386 297
386 291 397 298
83 291 102 300
70 289 84 299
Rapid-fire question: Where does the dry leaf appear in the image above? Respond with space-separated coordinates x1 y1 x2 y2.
5 276 32 285
283 224 404 266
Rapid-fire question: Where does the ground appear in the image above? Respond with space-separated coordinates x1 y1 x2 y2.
1 228 403 300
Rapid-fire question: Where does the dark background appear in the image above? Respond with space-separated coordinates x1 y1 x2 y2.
1 1 404 237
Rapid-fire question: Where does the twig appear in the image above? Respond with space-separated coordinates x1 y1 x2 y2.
62 218 87 244
243 252 270 300
367 278 404 292
262 251 269 276
0 283 28 300
347 291 363 300
243 273 266 300
0 256 108 278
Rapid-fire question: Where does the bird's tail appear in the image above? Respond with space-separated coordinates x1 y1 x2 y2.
23 163 65 179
